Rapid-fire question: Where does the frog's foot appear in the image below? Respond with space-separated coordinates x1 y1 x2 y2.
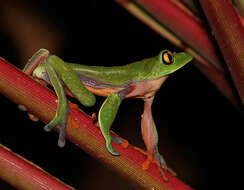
44 122 66 147
133 147 158 170
105 139 120 156
133 147 176 181
154 152 176 178
111 133 129 149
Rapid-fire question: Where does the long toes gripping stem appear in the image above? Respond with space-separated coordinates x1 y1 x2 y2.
133 146 176 181
111 131 129 149
155 153 177 177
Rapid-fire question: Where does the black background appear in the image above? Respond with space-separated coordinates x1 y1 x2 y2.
0 1 243 189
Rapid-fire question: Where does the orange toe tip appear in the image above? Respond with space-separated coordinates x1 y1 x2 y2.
142 160 151 170
28 113 39 122
133 146 140 151
121 139 129 148
133 146 147 155
68 115 79 129
163 175 169 182
161 165 167 170
69 102 79 109
152 159 159 164
91 113 96 120
142 163 149 170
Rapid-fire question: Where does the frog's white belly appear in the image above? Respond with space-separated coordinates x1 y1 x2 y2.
83 76 168 99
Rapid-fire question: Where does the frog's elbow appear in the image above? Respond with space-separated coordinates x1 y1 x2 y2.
81 94 96 107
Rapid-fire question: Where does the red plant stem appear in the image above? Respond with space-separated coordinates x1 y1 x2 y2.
131 0 225 73
0 58 194 190
116 0 241 107
199 0 244 105
0 144 74 190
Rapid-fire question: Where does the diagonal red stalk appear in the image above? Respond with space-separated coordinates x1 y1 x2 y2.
199 0 244 105
0 58 193 189
0 144 74 190
132 0 225 73
116 0 242 108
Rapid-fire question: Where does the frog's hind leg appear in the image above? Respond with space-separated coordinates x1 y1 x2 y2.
43 61 69 147
98 92 125 156
137 96 176 181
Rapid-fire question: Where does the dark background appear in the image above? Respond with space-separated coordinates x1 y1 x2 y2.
0 1 243 189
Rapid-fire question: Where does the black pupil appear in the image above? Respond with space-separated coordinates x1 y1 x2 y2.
162 51 173 65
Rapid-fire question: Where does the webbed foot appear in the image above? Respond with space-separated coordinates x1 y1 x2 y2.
154 152 176 180
133 147 176 181
111 133 129 149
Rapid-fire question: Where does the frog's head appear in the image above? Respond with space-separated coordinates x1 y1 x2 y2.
152 50 193 78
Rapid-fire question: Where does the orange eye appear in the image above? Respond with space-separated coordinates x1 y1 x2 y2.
162 51 173 65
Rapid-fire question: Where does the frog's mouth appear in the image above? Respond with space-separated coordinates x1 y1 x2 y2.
168 52 193 74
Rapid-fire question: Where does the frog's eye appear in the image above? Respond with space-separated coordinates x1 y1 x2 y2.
162 51 174 65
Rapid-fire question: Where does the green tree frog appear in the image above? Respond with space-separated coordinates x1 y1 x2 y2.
23 49 192 180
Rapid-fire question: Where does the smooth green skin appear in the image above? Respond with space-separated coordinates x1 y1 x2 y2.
26 49 192 177
67 51 191 86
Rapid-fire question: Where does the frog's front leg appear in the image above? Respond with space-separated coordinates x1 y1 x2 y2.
98 92 124 156
43 61 69 147
140 96 175 180
41 55 96 147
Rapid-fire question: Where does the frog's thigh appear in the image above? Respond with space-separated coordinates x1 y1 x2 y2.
98 93 122 156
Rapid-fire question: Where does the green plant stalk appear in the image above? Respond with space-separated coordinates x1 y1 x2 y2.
0 58 193 189
200 0 244 105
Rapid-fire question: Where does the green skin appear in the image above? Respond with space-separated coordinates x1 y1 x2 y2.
23 49 192 178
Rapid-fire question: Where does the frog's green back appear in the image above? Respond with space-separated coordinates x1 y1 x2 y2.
68 50 192 87
68 57 158 87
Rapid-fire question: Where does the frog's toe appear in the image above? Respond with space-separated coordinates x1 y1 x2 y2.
57 123 66 147
43 124 53 132
154 152 167 167
159 167 169 181
111 136 123 144
106 143 120 156
58 136 65 147
167 167 177 177
155 152 177 177
112 136 129 149
43 122 67 147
